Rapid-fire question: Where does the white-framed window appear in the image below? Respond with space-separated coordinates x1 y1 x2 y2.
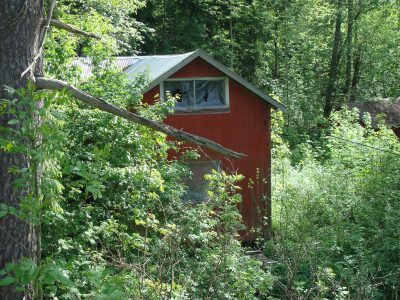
161 77 229 112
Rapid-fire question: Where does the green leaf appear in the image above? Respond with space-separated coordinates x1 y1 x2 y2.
8 206 17 215
0 277 15 286
0 211 7 218
7 119 19 125
56 274 74 287
50 269 74 287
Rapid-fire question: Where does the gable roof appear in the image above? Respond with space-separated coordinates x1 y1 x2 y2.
348 99 400 128
125 49 285 111
73 49 285 111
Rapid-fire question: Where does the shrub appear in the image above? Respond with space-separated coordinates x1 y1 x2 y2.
270 109 400 299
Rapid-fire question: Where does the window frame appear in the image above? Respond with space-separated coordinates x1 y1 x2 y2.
160 77 230 113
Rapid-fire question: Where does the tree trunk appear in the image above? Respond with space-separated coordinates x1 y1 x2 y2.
350 45 362 102
323 0 343 118
343 0 354 99
272 3 280 80
0 1 44 299
273 21 279 80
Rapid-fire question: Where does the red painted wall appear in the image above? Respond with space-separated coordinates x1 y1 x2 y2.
144 58 272 240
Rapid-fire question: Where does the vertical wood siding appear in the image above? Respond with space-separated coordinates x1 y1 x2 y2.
143 58 272 240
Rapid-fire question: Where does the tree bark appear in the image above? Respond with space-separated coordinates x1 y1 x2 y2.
0 1 44 299
273 20 279 80
323 0 343 118
350 45 362 102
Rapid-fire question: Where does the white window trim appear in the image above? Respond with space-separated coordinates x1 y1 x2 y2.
160 77 230 112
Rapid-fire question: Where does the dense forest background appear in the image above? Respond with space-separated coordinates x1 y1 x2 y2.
0 0 399 299
137 0 399 141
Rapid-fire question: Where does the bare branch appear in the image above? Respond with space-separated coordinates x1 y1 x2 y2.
34 77 245 159
45 19 101 40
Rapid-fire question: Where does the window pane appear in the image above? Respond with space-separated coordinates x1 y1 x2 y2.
183 161 220 203
195 80 226 107
164 80 194 108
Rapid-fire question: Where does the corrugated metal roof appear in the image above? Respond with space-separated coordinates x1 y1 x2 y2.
124 52 194 81
71 52 194 81
71 50 285 111
71 56 141 79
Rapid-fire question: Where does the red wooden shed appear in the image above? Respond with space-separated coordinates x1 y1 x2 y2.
76 50 286 240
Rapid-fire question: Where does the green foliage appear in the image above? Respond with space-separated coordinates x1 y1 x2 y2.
138 0 273 80
0 84 72 297
44 0 147 81
41 70 271 297
0 84 66 224
1 63 272 299
270 109 400 299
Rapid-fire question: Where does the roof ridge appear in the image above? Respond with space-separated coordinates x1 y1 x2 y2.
73 52 194 61
133 52 194 58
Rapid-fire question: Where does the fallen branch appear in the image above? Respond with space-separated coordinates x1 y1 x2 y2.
45 19 101 40
34 77 245 159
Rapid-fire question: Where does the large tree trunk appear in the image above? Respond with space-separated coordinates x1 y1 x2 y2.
323 0 343 118
0 1 44 299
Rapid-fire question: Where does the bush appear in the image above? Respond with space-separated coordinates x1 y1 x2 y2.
270 109 400 299
0 70 273 299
